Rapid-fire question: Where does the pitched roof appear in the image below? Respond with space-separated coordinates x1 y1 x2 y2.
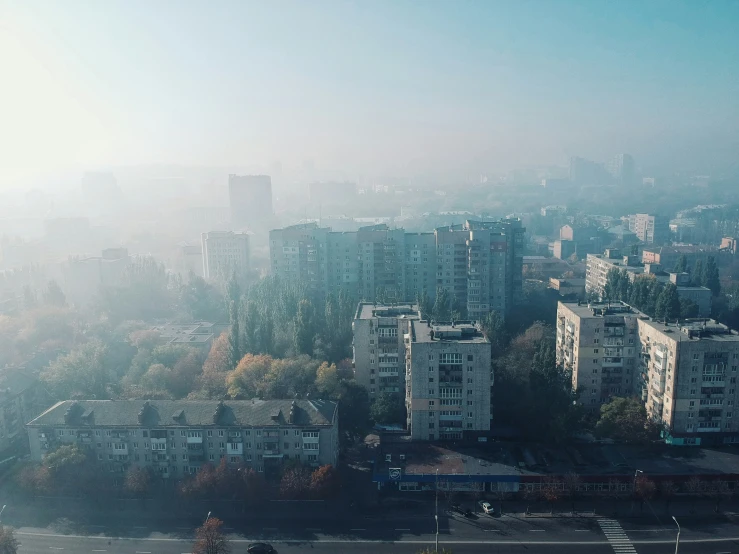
28 399 338 429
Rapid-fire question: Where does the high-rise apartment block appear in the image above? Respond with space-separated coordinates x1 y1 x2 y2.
557 300 739 446
270 219 524 317
228 174 273 230
405 321 492 441
201 231 250 282
556 302 643 409
27 399 338 479
627 213 669 245
606 154 636 186
639 319 739 446
352 303 419 399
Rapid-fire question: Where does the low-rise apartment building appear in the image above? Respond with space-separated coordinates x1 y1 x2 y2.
27 399 338 479
586 250 712 316
405 321 491 441
352 303 419 399
556 302 644 409
639 319 739 446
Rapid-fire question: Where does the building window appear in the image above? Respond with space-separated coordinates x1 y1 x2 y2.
428 378 434 383
95 430 100 437
207 430 213 437
429 401 435 406
256 430 262 436
467 412 473 418
209 454 215 461
218 430 224 437
283 430 289 436
467 355 473 361
594 349 599 354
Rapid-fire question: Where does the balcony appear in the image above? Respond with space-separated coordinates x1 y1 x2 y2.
227 442 243 455
186 433 203 444
151 438 167 451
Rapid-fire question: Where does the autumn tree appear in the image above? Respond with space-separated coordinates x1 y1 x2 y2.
310 464 340 499
192 333 231 398
0 526 18 554
315 362 341 398
659 480 677 512
193 517 230 554
41 339 112 398
633 475 656 513
124 466 154 498
595 397 660 444
280 465 312 499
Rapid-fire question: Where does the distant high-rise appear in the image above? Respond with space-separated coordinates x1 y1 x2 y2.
606 154 636 186
228 175 272 230
201 231 250 282
627 213 669 245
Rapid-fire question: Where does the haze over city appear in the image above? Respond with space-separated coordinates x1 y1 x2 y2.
2 0 739 187
0 2 738 554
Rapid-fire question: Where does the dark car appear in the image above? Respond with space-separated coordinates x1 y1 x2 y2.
247 543 275 554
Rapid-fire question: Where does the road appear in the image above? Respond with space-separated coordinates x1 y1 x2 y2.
12 512 739 554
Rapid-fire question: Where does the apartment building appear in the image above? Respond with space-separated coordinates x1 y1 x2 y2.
352 303 419 399
27 399 338 479
0 370 48 456
627 213 669 245
586 250 712 317
639 319 739 446
201 231 250 282
405 321 492 441
556 302 644 409
269 219 525 317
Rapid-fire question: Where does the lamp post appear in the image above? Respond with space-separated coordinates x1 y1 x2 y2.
672 516 680 554
632 469 643 514
435 469 439 553
205 511 211 523
0 505 6 524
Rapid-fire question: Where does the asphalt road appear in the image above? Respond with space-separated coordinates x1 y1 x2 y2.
12 512 739 554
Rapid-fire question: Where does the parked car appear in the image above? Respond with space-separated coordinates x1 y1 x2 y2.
478 500 495 515
247 543 276 554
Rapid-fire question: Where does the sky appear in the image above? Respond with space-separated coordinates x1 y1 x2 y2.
1 0 738 184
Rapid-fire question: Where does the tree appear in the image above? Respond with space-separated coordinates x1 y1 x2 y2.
659 480 677 512
315 362 341 399
595 397 659 444
692 259 704 286
562 472 581 514
279 465 312 499
41 339 112 398
124 466 153 498
0 526 18 554
673 254 688 274
685 476 704 513
480 310 508 358
193 517 230 554
703 256 721 296
679 298 699 319
310 464 340 499
417 291 433 321
370 392 405 425
226 354 273 398
338 380 371 442
707 480 731 513
432 287 452 322
43 280 66 307
294 299 315 356
633 475 656 513
654 283 681 321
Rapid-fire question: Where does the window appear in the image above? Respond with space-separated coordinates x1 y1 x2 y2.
689 401 694 407
218 430 224 437
467 355 473 361
108 454 113 460
428 377 434 383
429 411 435 416
113 443 126 451
691 378 697 383
95 430 100 437
467 400 473 406
256 430 262 436
429 400 435 406
143 430 149 438
468 412 473 418
257 443 262 449
295 430 300 436
429 389 435 395
467 390 473 395
594 349 599 354
209 454 215 461
593 359 598 364
107 442 112 448
207 430 212 437
283 430 288 436
97 454 103 461
244 442 251 448
209 442 213 448
295 442 300 448
728 412 733 418
688 412 693 418
467 378 473 383
97 442 102 448
171 454 177 462
594 338 599 344
219 442 225 449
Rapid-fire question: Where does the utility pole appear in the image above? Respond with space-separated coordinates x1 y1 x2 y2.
435 468 439 553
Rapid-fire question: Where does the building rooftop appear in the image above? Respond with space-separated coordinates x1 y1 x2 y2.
559 301 646 319
355 302 420 321
411 320 488 343
639 318 739 343
28 399 338 429
373 441 739 483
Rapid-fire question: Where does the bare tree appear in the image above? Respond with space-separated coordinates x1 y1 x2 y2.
634 475 656 513
193 517 230 554
563 472 581 514
707 480 731 513
659 480 677 513
685 476 703 514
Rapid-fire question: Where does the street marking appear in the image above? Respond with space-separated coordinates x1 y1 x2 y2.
575 530 589 532
530 529 545 532
598 518 636 554
396 528 411 531
92 551 107 552
49 549 63 551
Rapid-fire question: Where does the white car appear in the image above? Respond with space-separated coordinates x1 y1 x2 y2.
478 501 495 515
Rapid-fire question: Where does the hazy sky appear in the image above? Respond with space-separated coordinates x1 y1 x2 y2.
2 0 738 183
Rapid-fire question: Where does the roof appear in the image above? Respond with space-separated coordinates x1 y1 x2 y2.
411 320 488 344
355 302 420 320
639 318 739 343
28 399 338 429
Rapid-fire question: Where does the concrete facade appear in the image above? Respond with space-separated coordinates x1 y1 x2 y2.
27 399 338 479
556 302 644 409
201 231 250 282
627 213 669 245
639 319 739 446
405 321 492 441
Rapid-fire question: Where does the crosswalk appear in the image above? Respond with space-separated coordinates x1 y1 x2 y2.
597 518 637 553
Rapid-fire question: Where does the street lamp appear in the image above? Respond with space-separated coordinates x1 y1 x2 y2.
205 511 211 523
672 516 680 554
0 505 6 524
435 469 439 553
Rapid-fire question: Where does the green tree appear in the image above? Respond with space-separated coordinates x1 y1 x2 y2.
370 392 405 425
703 256 721 296
679 298 699 319
673 254 688 274
338 380 371 442
41 339 112 398
595 396 660 443
432 287 452 322
655 282 681 321
226 275 242 368
692 259 704 286
294 299 315 356
480 310 508 358
417 290 433 321
43 280 66 307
